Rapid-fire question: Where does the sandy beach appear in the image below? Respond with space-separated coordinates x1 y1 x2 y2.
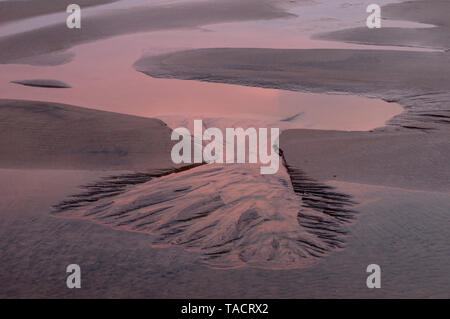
0 0 449 298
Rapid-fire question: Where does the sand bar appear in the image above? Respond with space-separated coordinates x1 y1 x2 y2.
0 99 176 171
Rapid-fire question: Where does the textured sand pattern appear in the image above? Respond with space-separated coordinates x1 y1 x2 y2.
53 161 357 269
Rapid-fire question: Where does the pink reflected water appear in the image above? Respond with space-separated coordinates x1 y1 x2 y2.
0 28 403 131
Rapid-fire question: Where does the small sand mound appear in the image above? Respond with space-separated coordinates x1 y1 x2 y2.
11 79 71 88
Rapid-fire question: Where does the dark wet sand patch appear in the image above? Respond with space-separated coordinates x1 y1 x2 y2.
280 129 450 193
11 79 71 88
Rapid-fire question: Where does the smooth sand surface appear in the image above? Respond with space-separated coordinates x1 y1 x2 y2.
281 129 450 192
137 48 450 92
0 99 176 171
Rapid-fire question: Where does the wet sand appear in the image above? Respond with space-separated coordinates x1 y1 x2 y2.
124 0 450 297
1 169 449 298
130 0 450 222
0 0 449 298
0 25 404 131
281 129 450 192
0 100 176 171
316 0 450 50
